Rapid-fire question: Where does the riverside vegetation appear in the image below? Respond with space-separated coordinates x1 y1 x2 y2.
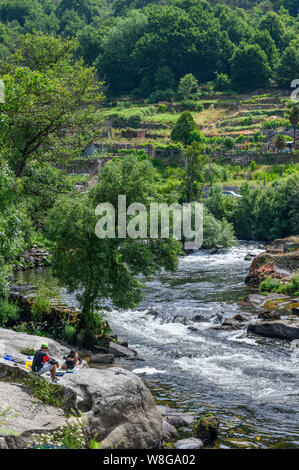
0 0 298 450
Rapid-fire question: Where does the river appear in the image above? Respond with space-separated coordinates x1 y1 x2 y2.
17 243 299 448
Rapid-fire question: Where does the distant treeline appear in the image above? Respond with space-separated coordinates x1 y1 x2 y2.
0 0 298 96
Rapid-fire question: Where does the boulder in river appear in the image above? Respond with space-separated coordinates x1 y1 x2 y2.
162 420 178 441
213 318 243 330
232 313 250 322
257 310 281 321
157 405 194 428
292 307 299 316
247 320 299 340
107 341 136 358
245 236 299 287
89 353 115 365
193 414 220 444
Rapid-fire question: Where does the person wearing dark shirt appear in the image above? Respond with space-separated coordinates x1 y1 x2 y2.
32 343 59 382
62 350 80 370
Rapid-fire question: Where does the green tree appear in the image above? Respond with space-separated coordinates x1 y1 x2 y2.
230 42 271 90
252 30 279 70
276 46 299 89
274 134 286 153
260 11 286 49
46 156 181 345
171 111 197 145
0 161 30 296
178 73 199 99
182 143 208 202
285 101 299 150
154 66 176 92
0 34 103 178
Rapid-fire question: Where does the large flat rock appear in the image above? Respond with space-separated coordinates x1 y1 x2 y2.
0 381 67 449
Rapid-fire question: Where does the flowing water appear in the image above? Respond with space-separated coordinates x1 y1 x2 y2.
17 243 299 448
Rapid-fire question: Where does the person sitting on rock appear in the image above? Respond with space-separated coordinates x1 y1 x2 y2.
32 342 59 383
61 349 80 370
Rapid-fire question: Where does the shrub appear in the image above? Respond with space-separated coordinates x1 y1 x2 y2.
22 376 66 407
259 277 283 294
214 73 231 92
20 348 35 356
63 325 77 345
263 119 289 129
180 100 203 112
0 299 20 326
223 137 235 150
158 103 168 113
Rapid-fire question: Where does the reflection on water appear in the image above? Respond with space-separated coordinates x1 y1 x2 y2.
16 243 299 448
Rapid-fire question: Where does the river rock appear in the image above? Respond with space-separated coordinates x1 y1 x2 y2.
174 438 203 449
292 307 299 316
245 236 299 286
107 341 136 358
257 310 280 320
187 326 198 332
157 405 194 428
193 415 220 443
214 318 243 330
233 313 250 322
247 320 299 340
162 419 178 441
89 354 114 365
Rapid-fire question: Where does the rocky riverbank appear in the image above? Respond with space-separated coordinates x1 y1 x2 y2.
0 328 162 449
0 328 217 449
245 236 299 287
14 245 51 272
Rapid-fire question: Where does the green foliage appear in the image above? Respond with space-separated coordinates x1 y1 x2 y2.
259 274 299 296
0 33 103 177
31 414 88 449
46 156 181 339
203 208 236 249
276 46 299 88
0 407 20 436
0 160 30 296
20 348 35 356
263 119 289 129
214 73 231 92
0 299 20 327
231 42 271 90
232 175 299 241
171 111 197 145
22 376 66 407
62 325 78 345
31 279 61 320
178 74 199 100
22 163 74 231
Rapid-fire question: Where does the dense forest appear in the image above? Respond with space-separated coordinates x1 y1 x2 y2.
0 0 298 97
